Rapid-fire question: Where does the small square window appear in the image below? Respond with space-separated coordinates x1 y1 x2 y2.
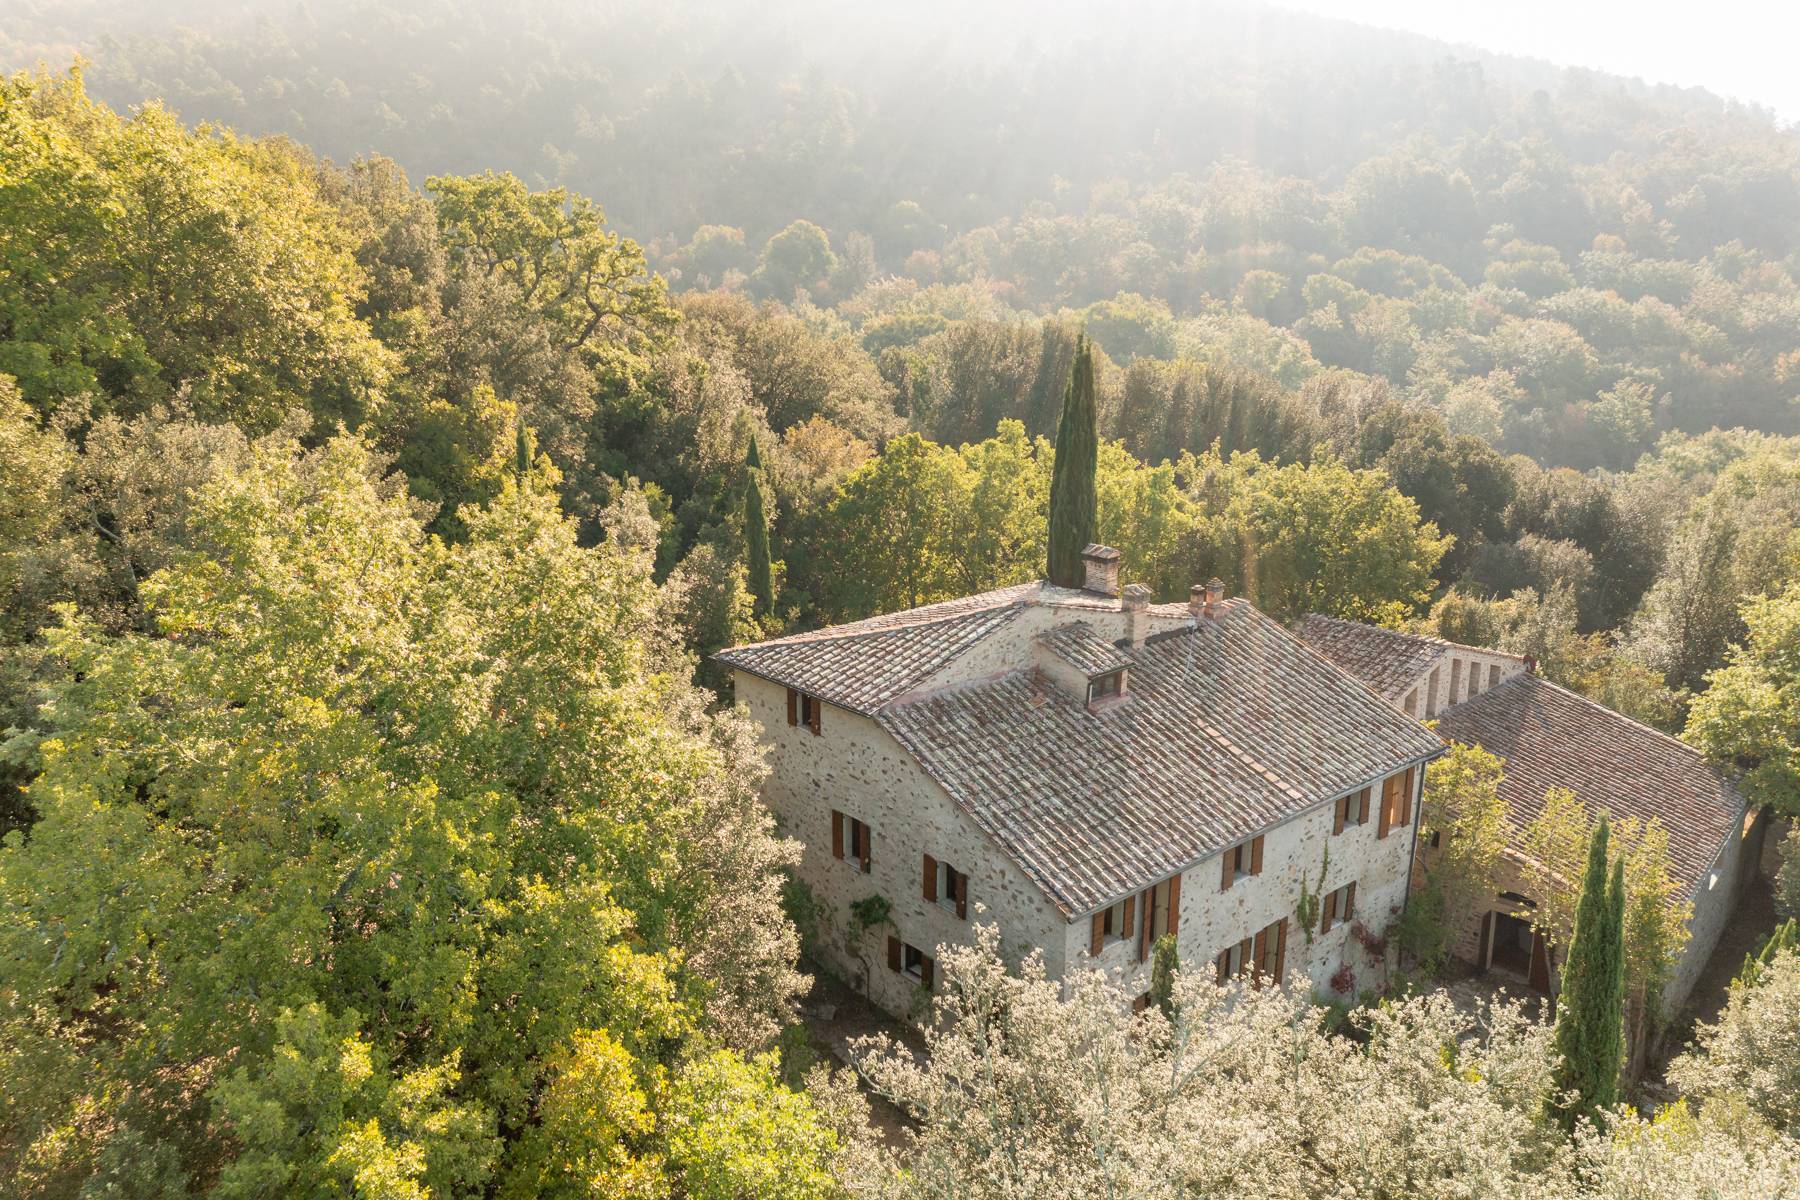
1087 671 1124 704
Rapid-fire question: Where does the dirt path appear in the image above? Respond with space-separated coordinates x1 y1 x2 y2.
798 972 922 1149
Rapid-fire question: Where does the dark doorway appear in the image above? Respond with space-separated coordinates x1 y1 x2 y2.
1490 912 1535 978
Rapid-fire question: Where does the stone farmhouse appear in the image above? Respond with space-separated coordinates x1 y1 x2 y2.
717 547 1445 1017
1296 615 1758 1011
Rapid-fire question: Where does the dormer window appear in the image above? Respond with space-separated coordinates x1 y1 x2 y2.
1087 670 1124 705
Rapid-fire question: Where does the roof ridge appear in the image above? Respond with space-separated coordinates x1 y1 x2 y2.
1298 612 1529 666
723 587 1033 653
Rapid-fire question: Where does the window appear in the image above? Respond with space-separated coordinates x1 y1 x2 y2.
1216 917 1288 987
1488 663 1502 690
924 854 969 919
1426 666 1441 714
1319 881 1357 933
1450 658 1464 704
1088 893 1137 955
832 810 872 872
1087 670 1124 705
1333 787 1371 834
1130 875 1182 962
1376 767 1415 839
786 688 822 735
1467 663 1483 698
887 935 934 989
1218 835 1264 891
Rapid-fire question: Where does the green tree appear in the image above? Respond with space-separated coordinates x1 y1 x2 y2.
1686 582 1800 815
755 220 838 300
1413 740 1510 972
0 435 820 1194
1047 336 1098 588
1548 821 1626 1133
744 458 775 616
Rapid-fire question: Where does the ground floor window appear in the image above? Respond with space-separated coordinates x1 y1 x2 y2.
887 935 935 989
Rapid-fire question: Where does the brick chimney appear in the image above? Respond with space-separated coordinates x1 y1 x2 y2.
1080 543 1121 597
1122 583 1152 647
1189 577 1226 620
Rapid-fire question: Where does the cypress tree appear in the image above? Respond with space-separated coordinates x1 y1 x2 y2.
1548 819 1626 1132
1150 933 1180 1018
1047 336 1098 587
745 431 763 471
743 464 774 615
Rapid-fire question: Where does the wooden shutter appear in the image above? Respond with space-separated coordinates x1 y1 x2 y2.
1343 881 1357 923
1250 835 1264 876
1252 927 1269 985
1121 894 1135 940
1090 912 1106 956
808 697 822 735
786 688 798 725
920 954 935 991
1357 787 1371 824
1274 918 1288 982
1321 888 1338 933
1166 873 1182 935
1333 796 1345 835
923 855 938 902
1399 767 1414 825
1220 850 1234 892
886 935 902 973
1215 949 1230 985
953 871 968 920
831 811 844 859
860 825 872 873
1377 777 1393 839
1238 937 1253 977
1138 889 1152 961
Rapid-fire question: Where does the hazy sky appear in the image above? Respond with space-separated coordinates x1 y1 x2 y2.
1278 0 1800 123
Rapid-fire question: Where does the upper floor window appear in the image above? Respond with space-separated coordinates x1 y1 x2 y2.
832 809 871 873
1333 787 1371 834
1319 881 1357 933
1376 767 1415 839
1218 834 1264 891
923 854 969 919
786 687 822 735
1087 670 1124 705
1088 893 1137 956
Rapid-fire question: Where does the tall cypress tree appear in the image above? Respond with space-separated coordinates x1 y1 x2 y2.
1047 336 1098 587
745 431 763 471
1548 818 1626 1132
743 463 774 615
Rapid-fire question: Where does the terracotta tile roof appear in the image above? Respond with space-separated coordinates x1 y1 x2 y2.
876 602 1446 915
1293 614 1526 702
716 582 1116 714
1434 675 1742 897
1037 621 1134 677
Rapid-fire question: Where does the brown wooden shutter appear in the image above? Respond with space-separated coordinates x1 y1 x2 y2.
954 871 968 920
1090 912 1106 956
787 688 798 725
1220 850 1233 892
831 811 844 859
1321 888 1337 933
886 935 902 973
1238 937 1252 977
860 825 872 873
920 954 935 991
1333 796 1345 835
1344 881 1357 923
1377 778 1393 839
1216 950 1229 985
1121 894 1135 940
1250 835 1264 876
1358 787 1371 824
1252 927 1269 985
1166 872 1182 935
1138 889 1152 961
923 855 938 902
808 697 822 736
1274 917 1288 982
1399 767 1414 825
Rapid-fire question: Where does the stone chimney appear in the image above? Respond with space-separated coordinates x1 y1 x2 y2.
1080 543 1121 597
1122 583 1152 647
1189 577 1226 620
